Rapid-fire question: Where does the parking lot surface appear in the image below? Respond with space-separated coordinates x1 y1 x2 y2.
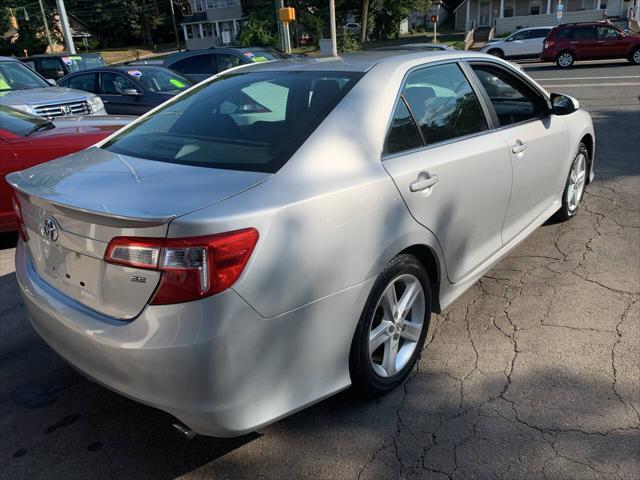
0 60 638 479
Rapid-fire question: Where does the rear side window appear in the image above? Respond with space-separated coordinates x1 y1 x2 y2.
471 64 547 126
171 54 214 75
62 72 98 93
384 98 423 154
102 71 362 173
38 58 65 77
556 28 574 39
530 29 551 38
401 63 487 145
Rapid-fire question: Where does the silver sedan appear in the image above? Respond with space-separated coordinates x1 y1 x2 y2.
8 50 595 438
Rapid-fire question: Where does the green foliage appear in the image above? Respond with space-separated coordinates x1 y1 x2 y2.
338 31 360 52
239 7 277 47
369 0 424 40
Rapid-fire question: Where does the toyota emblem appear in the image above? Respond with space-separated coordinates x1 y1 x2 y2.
40 217 59 242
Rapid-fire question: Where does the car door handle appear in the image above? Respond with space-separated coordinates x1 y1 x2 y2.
512 141 528 155
410 175 439 192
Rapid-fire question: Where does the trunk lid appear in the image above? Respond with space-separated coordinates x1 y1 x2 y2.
8 147 270 319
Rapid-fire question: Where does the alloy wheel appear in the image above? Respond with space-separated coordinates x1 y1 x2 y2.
566 152 586 213
558 52 574 67
368 274 425 378
633 49 640 65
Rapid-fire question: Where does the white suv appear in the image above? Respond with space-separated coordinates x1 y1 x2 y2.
481 27 553 59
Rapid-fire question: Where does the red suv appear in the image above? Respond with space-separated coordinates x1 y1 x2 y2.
541 22 640 68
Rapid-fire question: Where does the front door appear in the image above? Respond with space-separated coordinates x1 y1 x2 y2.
479 0 492 26
469 63 569 242
99 72 149 115
596 25 632 58
382 62 512 283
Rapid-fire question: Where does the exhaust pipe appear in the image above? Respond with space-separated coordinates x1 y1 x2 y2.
172 422 197 439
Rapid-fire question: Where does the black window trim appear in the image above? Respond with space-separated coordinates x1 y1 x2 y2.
381 59 497 160
464 59 553 132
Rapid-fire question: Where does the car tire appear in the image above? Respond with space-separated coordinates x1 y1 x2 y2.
556 50 575 68
630 47 640 65
487 48 504 58
349 254 432 396
555 143 588 222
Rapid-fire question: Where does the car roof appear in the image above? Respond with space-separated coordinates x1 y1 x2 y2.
228 50 502 74
62 65 176 75
21 53 103 59
163 47 281 64
0 56 20 62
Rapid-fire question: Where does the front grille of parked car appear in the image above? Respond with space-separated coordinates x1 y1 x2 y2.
34 101 91 118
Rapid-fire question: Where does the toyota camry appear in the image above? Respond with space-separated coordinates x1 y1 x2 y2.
8 51 594 438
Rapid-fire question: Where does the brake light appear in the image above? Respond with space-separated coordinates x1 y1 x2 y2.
11 194 29 242
104 228 259 305
544 40 554 49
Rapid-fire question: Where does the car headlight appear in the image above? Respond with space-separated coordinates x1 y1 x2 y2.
87 96 104 113
12 104 35 115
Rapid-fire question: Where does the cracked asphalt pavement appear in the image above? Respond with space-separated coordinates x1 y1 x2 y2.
1 60 638 479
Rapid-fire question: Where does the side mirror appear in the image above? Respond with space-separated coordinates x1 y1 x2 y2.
550 93 579 115
122 88 142 97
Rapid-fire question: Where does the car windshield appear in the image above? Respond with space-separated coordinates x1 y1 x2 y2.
0 61 49 91
64 54 107 72
126 67 193 93
102 70 362 173
239 49 286 63
0 104 51 136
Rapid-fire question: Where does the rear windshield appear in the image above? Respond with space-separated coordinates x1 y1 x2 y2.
64 55 107 72
102 70 362 173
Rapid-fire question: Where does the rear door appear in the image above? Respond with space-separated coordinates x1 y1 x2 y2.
505 30 532 57
382 62 512 283
468 62 568 243
526 28 551 56
0 138 20 229
59 71 98 95
572 25 600 60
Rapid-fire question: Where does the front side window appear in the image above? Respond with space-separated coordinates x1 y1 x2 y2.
62 72 98 93
471 64 547 126
0 61 49 91
217 54 243 72
101 72 137 95
401 63 487 146
598 26 622 39
102 71 362 173
38 58 65 77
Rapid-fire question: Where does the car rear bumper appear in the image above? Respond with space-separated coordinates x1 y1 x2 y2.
15 240 366 437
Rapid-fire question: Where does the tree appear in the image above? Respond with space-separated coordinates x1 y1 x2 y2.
360 0 368 43
369 0 422 40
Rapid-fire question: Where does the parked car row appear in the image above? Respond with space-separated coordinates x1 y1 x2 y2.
482 21 640 68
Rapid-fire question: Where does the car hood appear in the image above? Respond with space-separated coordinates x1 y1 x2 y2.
7 146 271 221
0 87 94 106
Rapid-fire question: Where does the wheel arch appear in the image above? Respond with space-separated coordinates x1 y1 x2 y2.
398 244 442 313
580 133 594 185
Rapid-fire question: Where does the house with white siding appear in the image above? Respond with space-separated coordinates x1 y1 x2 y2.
454 0 639 34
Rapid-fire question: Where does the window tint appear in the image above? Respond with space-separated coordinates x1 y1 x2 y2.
598 26 621 39
556 28 574 39
63 72 98 93
102 71 362 173
530 29 551 38
384 98 423 154
471 65 546 126
101 72 137 95
217 54 243 72
171 54 214 75
510 30 530 41
132 68 192 93
402 63 487 145
574 27 598 39
38 58 65 78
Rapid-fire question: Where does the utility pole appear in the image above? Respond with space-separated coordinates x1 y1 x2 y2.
169 0 181 51
38 0 54 53
55 0 76 54
329 0 337 56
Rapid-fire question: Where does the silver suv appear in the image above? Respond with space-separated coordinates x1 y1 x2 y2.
0 56 106 118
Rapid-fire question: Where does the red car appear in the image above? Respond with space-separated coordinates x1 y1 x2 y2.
541 22 640 68
1 105 133 232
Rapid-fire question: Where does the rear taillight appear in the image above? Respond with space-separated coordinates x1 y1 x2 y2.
11 194 29 242
544 40 554 49
104 228 259 305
